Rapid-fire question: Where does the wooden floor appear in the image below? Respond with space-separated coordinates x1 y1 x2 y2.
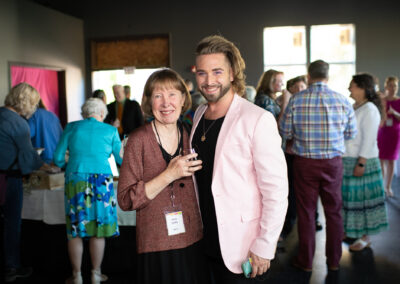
264 178 400 284
2 178 400 284
261 176 400 284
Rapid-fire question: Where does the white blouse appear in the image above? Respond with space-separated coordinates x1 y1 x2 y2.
344 102 381 158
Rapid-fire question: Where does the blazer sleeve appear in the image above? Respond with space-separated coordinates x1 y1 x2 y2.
53 123 71 168
250 112 288 259
28 114 36 139
111 128 123 165
117 131 151 211
15 121 43 174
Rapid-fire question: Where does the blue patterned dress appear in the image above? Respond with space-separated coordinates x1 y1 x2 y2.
65 173 119 239
54 117 122 240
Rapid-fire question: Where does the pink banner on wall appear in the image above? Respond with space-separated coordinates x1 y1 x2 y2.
11 66 59 116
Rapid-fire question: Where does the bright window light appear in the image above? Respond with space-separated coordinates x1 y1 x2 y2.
263 24 356 97
311 24 356 63
263 26 307 83
92 68 162 104
311 24 356 96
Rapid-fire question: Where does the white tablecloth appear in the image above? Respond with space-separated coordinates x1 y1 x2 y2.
22 186 136 226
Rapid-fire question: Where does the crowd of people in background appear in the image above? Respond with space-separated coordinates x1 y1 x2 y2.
0 34 398 284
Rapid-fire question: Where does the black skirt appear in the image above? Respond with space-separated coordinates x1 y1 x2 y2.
137 240 210 284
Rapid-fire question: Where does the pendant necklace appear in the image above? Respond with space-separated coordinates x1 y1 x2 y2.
201 116 217 142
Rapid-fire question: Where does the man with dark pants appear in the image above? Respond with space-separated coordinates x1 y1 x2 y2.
104 84 143 140
280 60 357 272
190 35 288 283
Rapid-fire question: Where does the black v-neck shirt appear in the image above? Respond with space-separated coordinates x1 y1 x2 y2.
157 122 183 164
193 115 225 259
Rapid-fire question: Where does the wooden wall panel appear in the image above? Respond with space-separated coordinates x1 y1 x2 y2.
91 35 169 70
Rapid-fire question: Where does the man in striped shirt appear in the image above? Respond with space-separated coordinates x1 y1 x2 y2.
280 60 357 272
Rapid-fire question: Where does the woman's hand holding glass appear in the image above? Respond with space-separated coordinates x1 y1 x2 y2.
164 152 202 182
182 148 197 160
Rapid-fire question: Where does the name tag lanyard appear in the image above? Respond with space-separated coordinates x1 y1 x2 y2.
164 182 186 236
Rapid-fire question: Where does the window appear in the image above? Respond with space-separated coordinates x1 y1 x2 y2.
310 24 356 96
263 26 307 82
263 24 356 96
92 68 162 104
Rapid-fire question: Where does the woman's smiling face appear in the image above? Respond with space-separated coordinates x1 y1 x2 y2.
151 85 185 125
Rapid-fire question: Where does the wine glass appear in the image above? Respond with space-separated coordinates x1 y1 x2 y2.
182 148 197 161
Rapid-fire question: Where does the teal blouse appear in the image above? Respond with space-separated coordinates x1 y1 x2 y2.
254 93 281 119
54 117 122 175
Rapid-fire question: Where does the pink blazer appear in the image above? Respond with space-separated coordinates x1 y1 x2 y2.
190 94 288 273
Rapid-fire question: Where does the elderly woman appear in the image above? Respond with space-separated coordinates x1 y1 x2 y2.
343 74 388 251
54 98 122 284
118 69 205 284
0 83 55 282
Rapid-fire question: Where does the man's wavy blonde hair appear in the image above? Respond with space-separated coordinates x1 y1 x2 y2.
4 83 40 118
196 35 246 97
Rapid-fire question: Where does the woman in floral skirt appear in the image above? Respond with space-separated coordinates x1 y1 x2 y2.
54 98 122 284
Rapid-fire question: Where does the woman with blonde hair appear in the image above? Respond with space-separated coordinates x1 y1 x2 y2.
377 76 400 197
255 69 291 122
0 83 56 282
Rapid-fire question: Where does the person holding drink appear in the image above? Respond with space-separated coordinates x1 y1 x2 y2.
117 68 206 284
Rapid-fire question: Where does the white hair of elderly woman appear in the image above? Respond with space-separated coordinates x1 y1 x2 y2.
81 97 108 119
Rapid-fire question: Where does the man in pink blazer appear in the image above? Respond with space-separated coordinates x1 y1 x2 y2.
190 35 288 283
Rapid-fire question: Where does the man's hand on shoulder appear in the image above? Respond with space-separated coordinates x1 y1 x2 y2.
249 251 270 278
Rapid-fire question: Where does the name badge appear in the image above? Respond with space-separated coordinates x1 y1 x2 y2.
165 211 186 236
386 118 393 127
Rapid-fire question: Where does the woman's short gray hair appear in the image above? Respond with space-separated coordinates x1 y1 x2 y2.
81 98 108 119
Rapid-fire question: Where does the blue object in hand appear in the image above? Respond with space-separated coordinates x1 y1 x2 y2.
242 257 253 278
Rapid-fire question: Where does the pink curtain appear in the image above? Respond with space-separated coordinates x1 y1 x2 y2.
11 66 59 116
